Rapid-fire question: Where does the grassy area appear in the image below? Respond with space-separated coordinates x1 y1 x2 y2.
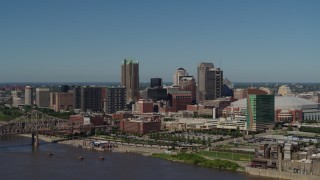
152 153 240 171
197 151 253 162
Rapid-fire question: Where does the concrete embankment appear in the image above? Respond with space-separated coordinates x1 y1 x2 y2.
59 139 166 156
246 167 319 180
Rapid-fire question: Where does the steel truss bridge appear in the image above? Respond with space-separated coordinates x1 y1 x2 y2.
0 110 92 136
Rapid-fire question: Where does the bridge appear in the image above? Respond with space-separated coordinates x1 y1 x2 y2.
0 110 92 145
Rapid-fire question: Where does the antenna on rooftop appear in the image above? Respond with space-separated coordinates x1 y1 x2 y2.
220 57 222 69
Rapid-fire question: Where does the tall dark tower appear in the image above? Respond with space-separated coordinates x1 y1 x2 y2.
121 59 139 102
150 78 162 88
197 62 223 102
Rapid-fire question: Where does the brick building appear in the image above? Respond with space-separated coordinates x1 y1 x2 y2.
119 119 161 134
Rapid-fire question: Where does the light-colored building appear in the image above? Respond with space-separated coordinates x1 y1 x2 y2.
216 116 247 130
36 88 50 107
50 92 74 112
278 85 292 96
234 89 247 100
173 68 188 86
24 86 33 105
11 90 24 107
259 87 273 94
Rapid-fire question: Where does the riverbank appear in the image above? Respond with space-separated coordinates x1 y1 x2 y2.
152 153 241 171
18 134 166 156
59 139 166 156
18 134 244 170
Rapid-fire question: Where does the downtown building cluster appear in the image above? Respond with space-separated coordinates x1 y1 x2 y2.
9 59 278 133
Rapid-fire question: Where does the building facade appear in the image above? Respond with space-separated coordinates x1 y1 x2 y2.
104 87 126 114
140 87 167 102
50 92 74 112
120 119 161 134
137 99 154 113
121 59 139 102
246 95 275 132
171 91 193 112
24 86 33 105
81 86 102 112
150 78 162 88
179 76 197 103
36 88 50 107
173 68 188 86
197 63 223 102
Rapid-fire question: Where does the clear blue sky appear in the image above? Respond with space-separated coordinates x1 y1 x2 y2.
0 0 319 83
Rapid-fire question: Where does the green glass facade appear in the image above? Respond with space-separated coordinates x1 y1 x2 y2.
246 95 275 131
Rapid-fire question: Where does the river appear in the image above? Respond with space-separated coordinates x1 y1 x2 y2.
0 136 266 180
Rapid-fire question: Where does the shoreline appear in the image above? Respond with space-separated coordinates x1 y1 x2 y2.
58 138 166 156
17 134 166 156
16 134 290 179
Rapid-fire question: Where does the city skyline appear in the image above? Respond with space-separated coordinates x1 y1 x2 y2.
1 0 319 83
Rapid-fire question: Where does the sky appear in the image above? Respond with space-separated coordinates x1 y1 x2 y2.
0 0 319 83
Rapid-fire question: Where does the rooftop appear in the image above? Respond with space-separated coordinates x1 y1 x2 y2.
232 96 319 110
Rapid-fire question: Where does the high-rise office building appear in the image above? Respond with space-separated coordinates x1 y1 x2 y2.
73 86 82 110
173 68 188 86
121 59 139 102
24 86 33 105
36 88 50 107
246 94 275 132
72 86 102 112
150 78 162 88
104 87 126 114
80 86 102 112
197 63 223 102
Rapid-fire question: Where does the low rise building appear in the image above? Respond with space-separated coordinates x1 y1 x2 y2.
119 119 161 134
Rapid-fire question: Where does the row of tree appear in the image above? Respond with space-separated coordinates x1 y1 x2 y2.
299 126 320 134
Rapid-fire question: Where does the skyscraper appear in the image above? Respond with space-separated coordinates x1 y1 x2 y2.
36 88 50 107
121 59 139 102
104 87 126 114
24 86 33 105
73 86 82 109
197 63 223 102
173 68 188 86
80 86 102 112
246 94 275 132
